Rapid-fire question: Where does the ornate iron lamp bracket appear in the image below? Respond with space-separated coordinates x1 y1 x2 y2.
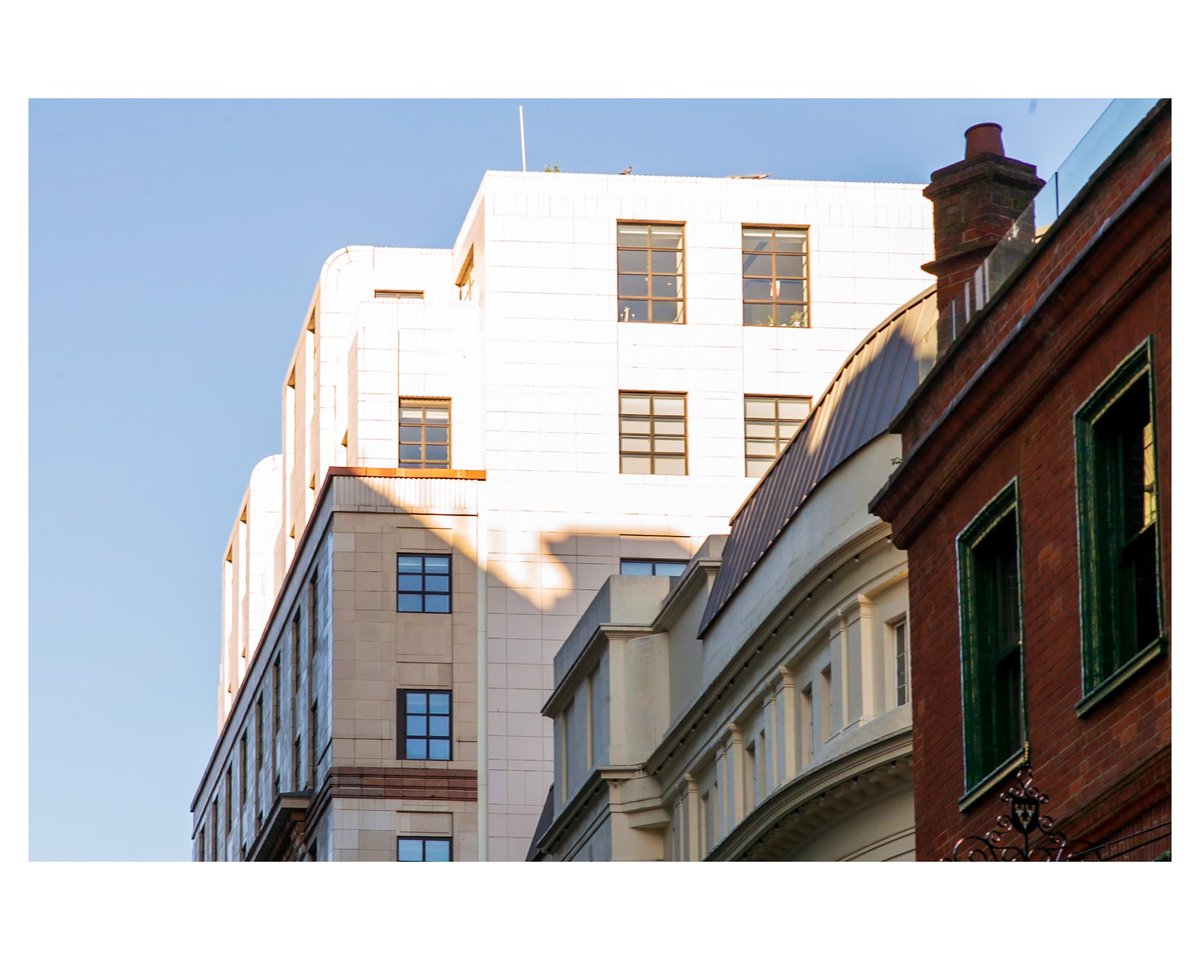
944 766 1094 861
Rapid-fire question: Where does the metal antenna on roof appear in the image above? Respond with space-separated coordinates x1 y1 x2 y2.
519 104 527 173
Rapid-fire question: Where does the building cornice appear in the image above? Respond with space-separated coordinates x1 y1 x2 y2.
706 728 913 861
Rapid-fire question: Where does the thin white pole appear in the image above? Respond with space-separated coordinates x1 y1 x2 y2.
518 104 527 172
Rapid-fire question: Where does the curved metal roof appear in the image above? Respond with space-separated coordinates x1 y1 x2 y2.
698 285 937 637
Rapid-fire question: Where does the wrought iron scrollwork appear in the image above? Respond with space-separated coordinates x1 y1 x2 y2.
944 765 1096 861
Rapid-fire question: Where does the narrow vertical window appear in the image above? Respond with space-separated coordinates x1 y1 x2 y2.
819 666 833 742
255 695 264 772
799 684 813 766
198 827 206 862
742 226 810 327
239 732 248 804
308 574 319 692
211 800 219 860
272 654 281 794
398 399 451 469
1075 340 1164 707
744 395 811 477
291 613 301 709
309 700 318 788
616 222 685 323
745 740 758 809
894 616 910 707
619 391 687 475
958 481 1026 793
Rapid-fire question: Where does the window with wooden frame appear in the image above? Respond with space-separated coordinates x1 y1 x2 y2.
616 222 685 323
619 391 687 475
1075 339 1164 711
957 481 1026 796
399 399 451 469
374 289 424 299
396 554 451 613
397 690 452 760
397 836 452 861
744 395 811 477
742 226 810 327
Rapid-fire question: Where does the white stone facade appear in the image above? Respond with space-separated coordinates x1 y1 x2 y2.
192 170 932 861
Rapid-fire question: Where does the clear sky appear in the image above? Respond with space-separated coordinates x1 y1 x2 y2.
27 98 1113 861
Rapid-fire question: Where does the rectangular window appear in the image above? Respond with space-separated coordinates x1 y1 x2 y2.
198 828 205 862
397 837 453 861
397 689 452 760
272 653 281 793
224 768 233 836
819 666 833 742
616 222 685 323
1075 340 1164 706
620 558 688 577
293 736 301 791
958 481 1026 793
742 226 810 327
745 739 758 808
255 695 263 771
374 289 424 299
309 700 317 789
744 395 811 477
398 399 451 469
291 612 301 706
701 789 714 854
272 654 281 733
210 799 219 860
239 732 248 804
396 554 452 613
894 616 910 707
619 391 687 475
799 684 813 767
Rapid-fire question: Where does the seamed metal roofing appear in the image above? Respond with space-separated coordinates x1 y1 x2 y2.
698 285 937 638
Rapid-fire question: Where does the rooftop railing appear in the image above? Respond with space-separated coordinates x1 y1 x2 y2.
919 98 1160 376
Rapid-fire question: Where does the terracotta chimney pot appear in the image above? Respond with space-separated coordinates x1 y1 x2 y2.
964 122 1005 159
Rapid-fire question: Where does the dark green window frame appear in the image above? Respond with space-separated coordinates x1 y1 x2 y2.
1074 338 1165 715
957 479 1028 804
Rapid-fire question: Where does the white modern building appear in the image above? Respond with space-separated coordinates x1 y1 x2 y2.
534 289 936 861
190 169 933 861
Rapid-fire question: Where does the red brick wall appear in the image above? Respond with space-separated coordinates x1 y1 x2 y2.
876 103 1171 859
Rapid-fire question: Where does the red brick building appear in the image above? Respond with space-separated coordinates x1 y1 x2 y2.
872 101 1170 860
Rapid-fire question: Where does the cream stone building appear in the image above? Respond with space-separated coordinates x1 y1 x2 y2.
189 170 933 861
534 288 936 861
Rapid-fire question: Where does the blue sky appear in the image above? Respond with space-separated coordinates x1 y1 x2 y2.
27 98 1113 861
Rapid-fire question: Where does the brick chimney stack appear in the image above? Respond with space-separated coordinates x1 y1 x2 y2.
923 123 1044 357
